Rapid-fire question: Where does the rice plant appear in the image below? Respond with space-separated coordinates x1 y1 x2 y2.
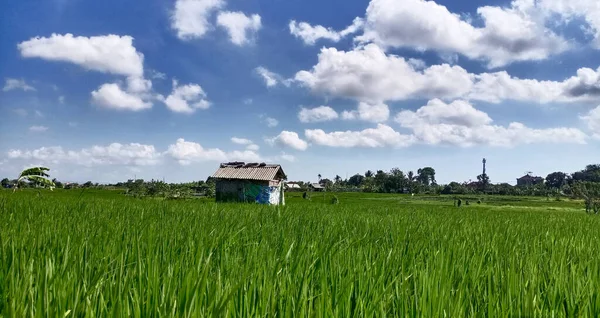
1 190 599 316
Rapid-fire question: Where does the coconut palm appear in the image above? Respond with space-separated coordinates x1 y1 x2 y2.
14 166 55 192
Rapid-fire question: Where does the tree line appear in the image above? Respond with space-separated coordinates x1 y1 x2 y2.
286 164 600 197
4 163 600 199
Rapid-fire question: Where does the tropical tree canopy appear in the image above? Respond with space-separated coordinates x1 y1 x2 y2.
16 166 56 191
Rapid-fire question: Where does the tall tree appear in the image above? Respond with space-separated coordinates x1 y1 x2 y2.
348 174 364 187
334 175 342 184
365 170 374 178
545 172 568 189
1 178 9 188
477 173 490 190
417 167 436 186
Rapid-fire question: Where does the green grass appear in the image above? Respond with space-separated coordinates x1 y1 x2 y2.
1 190 599 316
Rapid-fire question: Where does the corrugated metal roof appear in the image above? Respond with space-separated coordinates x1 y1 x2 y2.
211 162 286 181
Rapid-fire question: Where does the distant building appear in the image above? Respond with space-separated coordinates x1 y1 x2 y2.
210 162 286 205
516 174 544 186
285 182 301 190
309 183 324 192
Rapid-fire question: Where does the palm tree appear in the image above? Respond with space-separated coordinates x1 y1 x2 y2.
14 166 55 192
365 170 374 178
318 174 322 182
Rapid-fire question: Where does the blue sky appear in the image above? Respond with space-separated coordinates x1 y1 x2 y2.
2 0 600 184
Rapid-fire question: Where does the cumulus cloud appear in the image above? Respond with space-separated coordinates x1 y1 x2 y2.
289 17 364 45
298 106 339 123
18 33 160 111
171 0 224 40
165 138 260 165
295 44 473 103
525 0 600 48
91 82 152 111
217 11 261 45
3 78 35 92
356 0 569 67
231 137 253 145
18 34 144 77
295 44 600 105
255 66 289 87
266 131 308 151
164 79 210 114
29 125 49 132
305 124 415 148
395 99 587 147
341 102 390 123
7 143 161 166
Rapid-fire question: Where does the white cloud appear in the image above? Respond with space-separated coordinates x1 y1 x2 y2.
34 110 44 117
298 106 339 123
295 44 472 103
255 66 290 87
341 102 390 123
7 142 161 166
164 79 210 114
217 11 261 45
171 0 224 40
165 138 261 165
3 78 35 92
266 131 308 151
231 137 253 145
246 144 260 151
289 17 363 45
18 33 160 111
295 44 600 105
58 96 65 104
265 117 279 127
305 124 415 148
29 125 49 132
150 70 166 80
527 0 600 48
227 150 262 162
165 138 226 165
18 34 144 77
356 0 569 67
396 99 587 147
397 99 491 127
91 83 152 111
581 105 600 139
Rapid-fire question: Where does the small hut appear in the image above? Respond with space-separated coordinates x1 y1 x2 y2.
210 162 286 205
309 183 324 192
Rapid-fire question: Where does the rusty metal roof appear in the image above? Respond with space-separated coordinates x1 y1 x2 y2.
211 162 286 181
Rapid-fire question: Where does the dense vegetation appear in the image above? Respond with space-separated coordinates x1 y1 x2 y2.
1 190 599 316
4 163 600 199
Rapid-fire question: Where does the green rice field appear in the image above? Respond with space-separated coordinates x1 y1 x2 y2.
1 189 599 316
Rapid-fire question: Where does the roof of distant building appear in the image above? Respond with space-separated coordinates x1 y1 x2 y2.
211 162 286 181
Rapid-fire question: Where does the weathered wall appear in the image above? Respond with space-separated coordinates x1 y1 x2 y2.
216 179 284 205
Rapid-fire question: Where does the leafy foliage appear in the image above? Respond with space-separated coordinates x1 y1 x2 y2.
15 166 55 191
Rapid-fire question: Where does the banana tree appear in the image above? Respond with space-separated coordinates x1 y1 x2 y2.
14 166 56 192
